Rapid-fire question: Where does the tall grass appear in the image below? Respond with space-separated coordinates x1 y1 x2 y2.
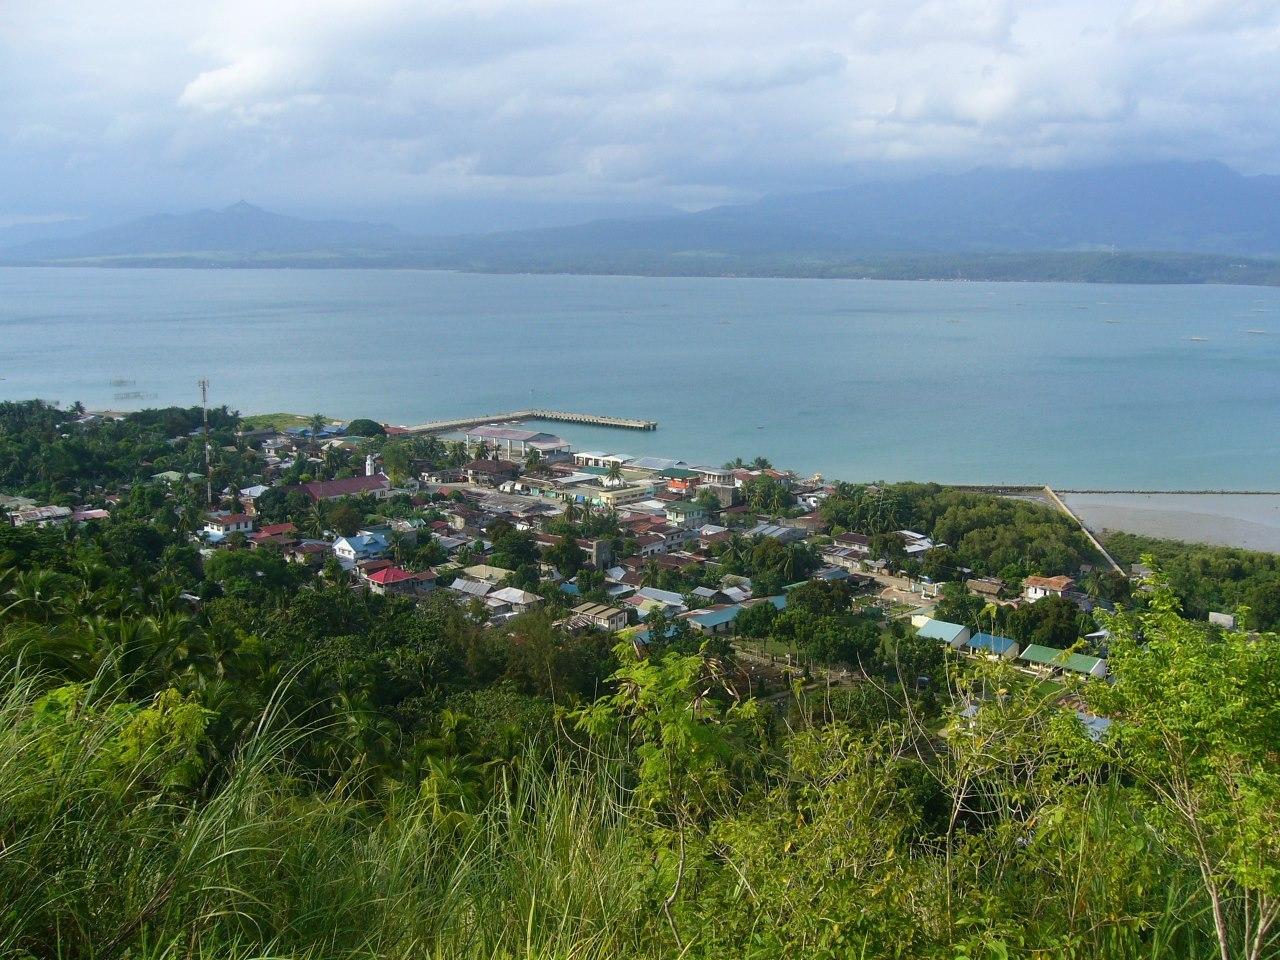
0 669 659 960
0 666 1237 959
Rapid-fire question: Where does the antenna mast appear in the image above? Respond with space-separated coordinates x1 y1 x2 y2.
198 378 212 506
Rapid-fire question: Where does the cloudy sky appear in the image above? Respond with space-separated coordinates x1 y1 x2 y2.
3 0 1279 230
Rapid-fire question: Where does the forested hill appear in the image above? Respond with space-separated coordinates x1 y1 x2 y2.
7 162 1280 285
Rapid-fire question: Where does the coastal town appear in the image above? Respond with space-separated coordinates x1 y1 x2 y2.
3 406 1173 709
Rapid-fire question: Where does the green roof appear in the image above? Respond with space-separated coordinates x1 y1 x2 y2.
658 468 699 479
665 500 705 513
1020 643 1103 674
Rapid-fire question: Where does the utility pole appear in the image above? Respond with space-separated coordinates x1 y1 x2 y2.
198 378 213 506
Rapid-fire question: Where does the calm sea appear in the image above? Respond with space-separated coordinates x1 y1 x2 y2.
2 267 1278 489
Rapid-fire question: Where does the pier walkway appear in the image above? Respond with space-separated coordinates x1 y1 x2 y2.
1044 486 1124 575
396 409 657 435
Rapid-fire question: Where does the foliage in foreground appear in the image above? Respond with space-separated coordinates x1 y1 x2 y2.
3 576 1277 959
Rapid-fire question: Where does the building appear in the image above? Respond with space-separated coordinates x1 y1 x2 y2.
1023 575 1076 601
462 564 515 585
966 577 1005 601
833 532 871 554
9 504 73 528
365 566 437 597
462 459 520 486
203 513 255 537
569 602 629 632
298 473 392 503
238 484 271 514
448 577 493 600
748 522 808 545
249 522 297 548
964 632 1020 660
574 451 633 469
664 500 709 529
332 532 390 565
1018 643 1108 679
913 618 971 649
685 604 742 635
487 586 543 615
464 426 571 461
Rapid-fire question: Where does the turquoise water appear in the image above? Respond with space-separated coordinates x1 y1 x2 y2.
1 267 1278 488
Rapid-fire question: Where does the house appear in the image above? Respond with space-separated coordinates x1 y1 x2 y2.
332 532 390 565
463 459 520 486
914 617 971 649
238 484 271 514
833 532 871 554
685 604 742 635
487 586 543 615
658 467 701 495
203 513 255 537
569 602 629 632
249 522 298 548
365 565 437 597
748 522 808 545
963 632 1020 660
966 577 1005 601
9 504 73 528
448 577 493 600
574 451 633 470
297 473 392 503
462 564 515 585
285 540 329 566
1023 575 1076 601
1019 643 1108 679
783 511 828 535
72 508 111 524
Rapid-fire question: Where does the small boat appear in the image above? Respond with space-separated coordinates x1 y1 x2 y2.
1186 336 1208 342
1246 329 1267 335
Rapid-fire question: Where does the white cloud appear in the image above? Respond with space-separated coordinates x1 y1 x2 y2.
0 0 1278 215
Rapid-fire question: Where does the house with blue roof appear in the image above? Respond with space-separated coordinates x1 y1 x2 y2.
915 618 971 649
332 532 390 567
964 632 1020 660
686 604 743 635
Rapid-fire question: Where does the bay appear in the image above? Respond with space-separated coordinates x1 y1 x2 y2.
2 266 1278 489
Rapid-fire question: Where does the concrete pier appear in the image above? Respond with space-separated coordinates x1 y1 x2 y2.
396 408 657 435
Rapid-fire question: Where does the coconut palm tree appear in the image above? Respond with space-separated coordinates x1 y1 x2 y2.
606 461 623 485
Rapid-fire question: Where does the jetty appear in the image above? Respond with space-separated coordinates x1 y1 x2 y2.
396 409 657 435
1044 486 1124 575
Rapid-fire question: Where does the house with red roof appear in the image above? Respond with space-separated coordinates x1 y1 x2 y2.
363 565 438 597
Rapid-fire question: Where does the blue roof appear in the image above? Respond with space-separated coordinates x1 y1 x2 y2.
765 595 787 610
559 582 581 595
916 619 967 644
688 605 742 629
969 632 1018 656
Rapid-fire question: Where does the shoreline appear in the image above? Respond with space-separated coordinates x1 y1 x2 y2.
231 409 1280 554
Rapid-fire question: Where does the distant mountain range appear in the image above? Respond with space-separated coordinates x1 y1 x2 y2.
4 201 405 261
6 162 1280 285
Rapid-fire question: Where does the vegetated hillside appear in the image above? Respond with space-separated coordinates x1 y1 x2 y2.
2 399 1278 958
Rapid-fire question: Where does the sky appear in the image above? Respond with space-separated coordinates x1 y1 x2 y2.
2 0 1279 231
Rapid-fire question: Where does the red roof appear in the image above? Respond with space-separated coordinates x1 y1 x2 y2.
298 474 390 501
207 513 253 527
256 522 297 537
367 566 416 585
